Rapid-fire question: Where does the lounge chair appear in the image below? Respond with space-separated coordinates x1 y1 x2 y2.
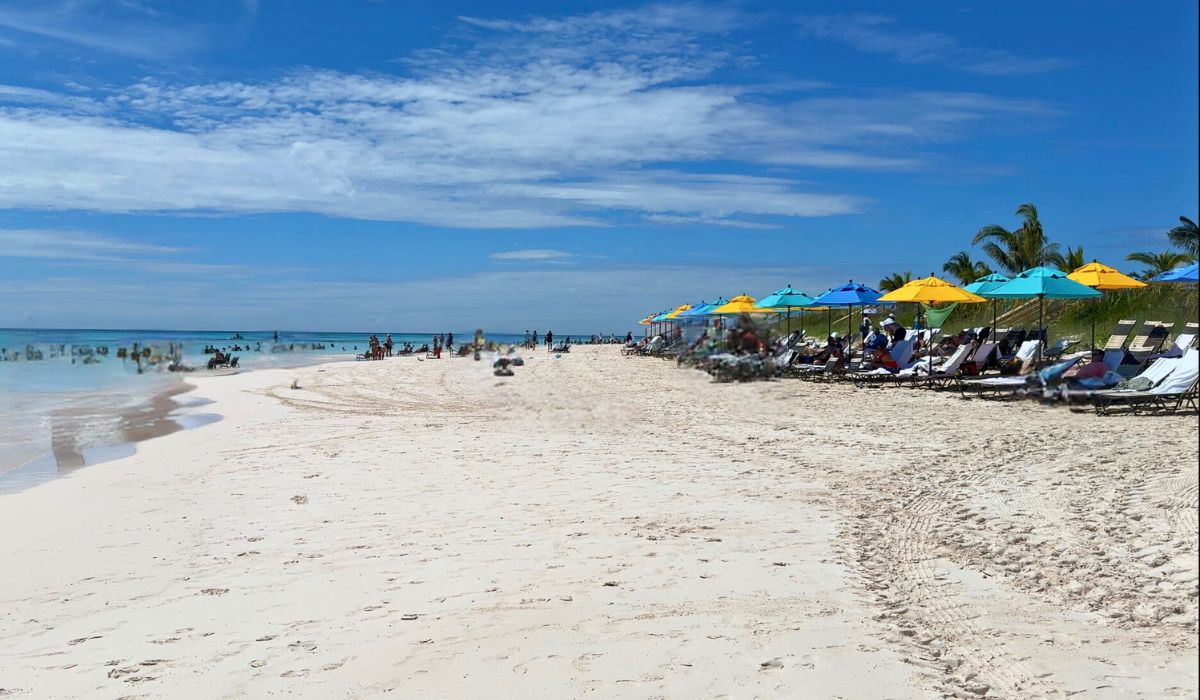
1149 321 1199 360
955 340 1040 396
959 356 1081 400
1043 338 1080 361
855 342 973 388
1102 319 1136 351
1125 321 1172 365
1055 354 1186 406
959 341 998 377
1086 349 1200 415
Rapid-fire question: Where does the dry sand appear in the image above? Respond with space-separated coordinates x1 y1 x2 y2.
1 345 1196 698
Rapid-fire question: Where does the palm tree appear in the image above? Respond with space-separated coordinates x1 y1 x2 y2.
972 203 1062 274
942 251 993 285
879 271 912 292
1126 250 1193 280
1045 245 1086 273
1168 216 1198 258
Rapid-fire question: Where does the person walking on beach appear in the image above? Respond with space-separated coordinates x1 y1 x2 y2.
385 334 394 357
545 330 554 349
532 330 539 348
446 332 454 353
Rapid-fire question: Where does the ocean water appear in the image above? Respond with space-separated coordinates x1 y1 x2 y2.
0 328 530 489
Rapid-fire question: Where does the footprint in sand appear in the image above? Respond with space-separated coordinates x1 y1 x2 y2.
287 641 318 652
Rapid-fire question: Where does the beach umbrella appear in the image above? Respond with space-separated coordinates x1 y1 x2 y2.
755 285 818 333
1154 261 1199 283
1068 260 1147 348
812 281 885 355
963 273 1011 344
985 266 1101 366
711 294 774 315
879 275 987 383
677 297 727 319
662 303 693 320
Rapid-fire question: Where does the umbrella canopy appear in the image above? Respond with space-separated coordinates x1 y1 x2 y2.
962 273 1011 297
755 285 817 309
637 313 657 326
650 309 675 322
663 303 693 320
677 297 728 318
1068 261 1147 290
711 294 772 315
984 267 1101 300
1154 262 1199 282
1068 260 1147 348
985 267 1101 367
878 275 987 304
811 280 885 306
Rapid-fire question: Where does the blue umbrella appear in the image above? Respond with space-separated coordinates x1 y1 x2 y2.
984 266 1101 366
812 281 885 348
1154 262 1199 283
755 285 817 333
963 273 1012 343
677 297 728 319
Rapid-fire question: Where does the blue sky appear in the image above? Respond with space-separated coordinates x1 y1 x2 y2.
1 0 1196 333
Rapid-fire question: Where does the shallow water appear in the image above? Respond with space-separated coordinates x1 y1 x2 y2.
0 328 529 488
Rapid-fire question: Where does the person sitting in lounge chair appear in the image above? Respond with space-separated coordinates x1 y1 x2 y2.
861 345 900 373
1065 349 1109 381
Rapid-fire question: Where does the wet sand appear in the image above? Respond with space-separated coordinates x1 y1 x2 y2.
1 381 213 494
0 346 1195 698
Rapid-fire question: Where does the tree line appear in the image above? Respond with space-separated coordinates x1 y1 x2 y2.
879 204 1198 291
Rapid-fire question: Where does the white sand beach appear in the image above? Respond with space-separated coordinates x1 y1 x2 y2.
1 346 1196 698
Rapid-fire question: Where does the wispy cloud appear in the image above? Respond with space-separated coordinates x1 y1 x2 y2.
0 228 186 260
0 5 1058 229
489 249 577 262
0 0 209 58
796 14 1073 76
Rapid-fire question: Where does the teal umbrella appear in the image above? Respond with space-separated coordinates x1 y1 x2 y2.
963 273 1011 343
755 285 817 333
984 267 1101 366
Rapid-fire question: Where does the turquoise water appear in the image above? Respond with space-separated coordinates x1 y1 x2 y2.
0 328 527 486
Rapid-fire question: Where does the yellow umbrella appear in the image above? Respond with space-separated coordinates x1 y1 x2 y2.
663 303 693 319
1068 260 1147 347
877 275 987 304
879 275 986 384
1068 261 1146 290
711 294 774 315
637 313 656 325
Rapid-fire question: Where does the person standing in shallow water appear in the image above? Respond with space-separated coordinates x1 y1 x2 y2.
531 330 539 347
446 332 454 352
545 330 553 349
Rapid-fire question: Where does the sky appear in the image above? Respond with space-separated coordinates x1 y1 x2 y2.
0 0 1196 333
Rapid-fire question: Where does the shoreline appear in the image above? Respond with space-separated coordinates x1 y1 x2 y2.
0 346 1195 697
0 352 358 494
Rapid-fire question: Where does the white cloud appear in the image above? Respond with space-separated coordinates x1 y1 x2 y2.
0 0 209 58
0 5 1058 229
0 228 186 259
797 14 1073 76
490 249 576 261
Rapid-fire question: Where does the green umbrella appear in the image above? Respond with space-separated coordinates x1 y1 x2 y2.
984 267 1101 366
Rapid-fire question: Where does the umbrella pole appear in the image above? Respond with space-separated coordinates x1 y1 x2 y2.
848 304 853 360
1038 295 1045 368
1091 297 1096 349
786 308 791 334
826 308 831 337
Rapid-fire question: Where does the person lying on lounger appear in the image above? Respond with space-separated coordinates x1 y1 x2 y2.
1064 349 1108 381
